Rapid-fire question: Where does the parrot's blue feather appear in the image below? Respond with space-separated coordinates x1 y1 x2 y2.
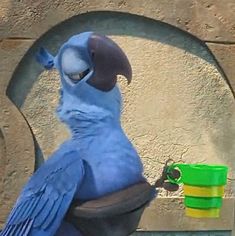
22 219 34 235
34 198 55 228
12 222 24 235
16 200 32 222
35 47 55 70
1 225 10 236
41 195 64 230
0 150 84 236
31 194 48 219
44 190 78 236
21 198 37 220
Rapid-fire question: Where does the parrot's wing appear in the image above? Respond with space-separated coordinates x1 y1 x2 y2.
0 150 84 236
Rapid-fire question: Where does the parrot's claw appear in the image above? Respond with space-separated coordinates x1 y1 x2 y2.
154 159 180 192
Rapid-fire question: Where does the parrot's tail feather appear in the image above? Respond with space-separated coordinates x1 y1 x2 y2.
0 218 33 236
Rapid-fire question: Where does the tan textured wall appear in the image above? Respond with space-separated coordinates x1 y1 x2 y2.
1 0 235 231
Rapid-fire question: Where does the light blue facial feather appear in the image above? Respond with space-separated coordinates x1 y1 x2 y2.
61 48 89 75
55 32 122 129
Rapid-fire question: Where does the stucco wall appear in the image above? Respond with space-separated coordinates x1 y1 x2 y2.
0 1 235 234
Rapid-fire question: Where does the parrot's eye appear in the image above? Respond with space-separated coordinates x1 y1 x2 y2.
66 68 90 83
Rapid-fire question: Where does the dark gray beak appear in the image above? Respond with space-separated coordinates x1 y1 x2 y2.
87 33 132 91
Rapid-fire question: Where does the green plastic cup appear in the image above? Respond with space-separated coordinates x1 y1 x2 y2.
167 163 228 218
167 163 228 186
184 196 222 209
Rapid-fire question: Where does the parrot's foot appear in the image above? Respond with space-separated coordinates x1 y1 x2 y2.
154 158 180 192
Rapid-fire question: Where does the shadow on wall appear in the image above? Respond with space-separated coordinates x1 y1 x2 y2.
7 11 227 108
0 129 6 193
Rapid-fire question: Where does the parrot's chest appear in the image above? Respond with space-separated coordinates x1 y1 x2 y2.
69 131 144 200
77 149 143 200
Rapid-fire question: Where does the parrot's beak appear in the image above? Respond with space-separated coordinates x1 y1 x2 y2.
87 33 132 91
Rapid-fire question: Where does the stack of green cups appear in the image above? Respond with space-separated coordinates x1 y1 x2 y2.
167 163 228 218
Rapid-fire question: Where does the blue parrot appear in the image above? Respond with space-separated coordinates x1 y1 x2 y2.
0 32 146 236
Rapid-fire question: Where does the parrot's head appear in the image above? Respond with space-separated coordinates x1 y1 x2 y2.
36 32 132 128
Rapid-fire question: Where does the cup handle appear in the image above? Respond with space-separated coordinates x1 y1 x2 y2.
166 163 183 184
